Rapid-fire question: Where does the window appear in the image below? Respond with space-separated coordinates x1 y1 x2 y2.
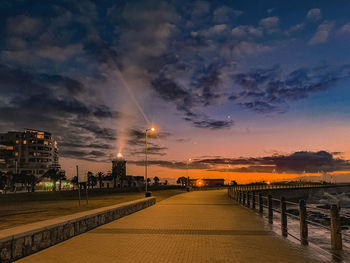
15 152 18 156
37 132 44 139
23 140 27 145
6 146 13 150
44 141 48 145
15 140 19 144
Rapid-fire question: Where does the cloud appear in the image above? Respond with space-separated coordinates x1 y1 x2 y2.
6 15 43 37
176 138 191 143
184 116 233 129
204 24 228 36
337 22 350 35
151 72 233 129
306 8 322 22
309 21 334 44
129 151 350 173
229 64 350 113
259 16 279 33
129 160 210 170
191 1 210 18
231 25 263 39
285 23 304 35
213 6 243 23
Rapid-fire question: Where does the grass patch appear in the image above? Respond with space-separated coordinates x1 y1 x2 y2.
0 189 185 230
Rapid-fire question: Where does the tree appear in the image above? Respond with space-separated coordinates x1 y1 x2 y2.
42 169 66 191
153 176 160 185
24 174 39 192
230 180 237 186
0 171 7 190
163 180 168 186
96 172 104 188
176 176 187 186
87 172 97 189
71 176 78 190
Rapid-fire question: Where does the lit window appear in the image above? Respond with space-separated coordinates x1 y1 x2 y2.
37 134 44 139
6 146 13 150
44 141 48 145
15 152 18 156
15 140 19 144
23 140 27 144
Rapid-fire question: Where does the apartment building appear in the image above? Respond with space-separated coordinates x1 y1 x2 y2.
0 129 60 176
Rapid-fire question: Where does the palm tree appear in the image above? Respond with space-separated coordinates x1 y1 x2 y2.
153 176 160 185
42 168 66 191
87 172 97 189
97 172 104 188
71 176 79 190
176 176 187 186
0 171 7 190
25 174 39 192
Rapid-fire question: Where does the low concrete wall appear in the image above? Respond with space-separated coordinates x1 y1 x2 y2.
0 197 156 262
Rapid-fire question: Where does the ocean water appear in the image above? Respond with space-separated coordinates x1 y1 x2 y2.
265 191 350 262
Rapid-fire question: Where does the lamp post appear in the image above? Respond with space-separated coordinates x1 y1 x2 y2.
186 158 191 187
145 126 156 197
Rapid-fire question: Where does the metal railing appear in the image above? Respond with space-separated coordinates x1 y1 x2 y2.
228 186 347 251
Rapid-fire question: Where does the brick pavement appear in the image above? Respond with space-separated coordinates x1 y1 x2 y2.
18 190 330 263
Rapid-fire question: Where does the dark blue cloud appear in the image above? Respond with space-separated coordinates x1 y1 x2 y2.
230 64 350 113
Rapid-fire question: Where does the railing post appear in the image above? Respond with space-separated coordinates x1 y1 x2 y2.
268 194 273 224
252 192 256 209
239 191 242 204
299 199 308 245
247 191 250 207
243 191 246 206
330 205 342 250
259 193 263 213
281 197 287 237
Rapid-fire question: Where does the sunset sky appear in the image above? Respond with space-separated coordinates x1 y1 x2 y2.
1 0 350 183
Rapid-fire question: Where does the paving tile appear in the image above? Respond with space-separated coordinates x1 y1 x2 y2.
18 190 329 263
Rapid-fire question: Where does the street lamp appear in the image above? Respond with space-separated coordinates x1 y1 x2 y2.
186 158 191 187
145 126 156 197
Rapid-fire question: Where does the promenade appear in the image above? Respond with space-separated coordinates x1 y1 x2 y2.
19 190 328 262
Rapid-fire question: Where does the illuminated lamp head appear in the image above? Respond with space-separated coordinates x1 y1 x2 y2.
117 152 123 159
196 179 204 187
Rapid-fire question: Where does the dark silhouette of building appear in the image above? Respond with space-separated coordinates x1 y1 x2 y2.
108 155 144 188
189 178 225 187
112 158 126 178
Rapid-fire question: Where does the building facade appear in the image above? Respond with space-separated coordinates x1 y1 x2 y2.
0 129 60 176
99 156 144 188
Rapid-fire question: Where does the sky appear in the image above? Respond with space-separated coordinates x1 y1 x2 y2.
1 0 350 183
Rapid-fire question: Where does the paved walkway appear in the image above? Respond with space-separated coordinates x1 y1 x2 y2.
19 190 328 262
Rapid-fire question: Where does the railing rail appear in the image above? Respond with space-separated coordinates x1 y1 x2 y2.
227 185 344 252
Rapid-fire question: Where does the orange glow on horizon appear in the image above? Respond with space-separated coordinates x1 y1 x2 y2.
60 157 350 184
